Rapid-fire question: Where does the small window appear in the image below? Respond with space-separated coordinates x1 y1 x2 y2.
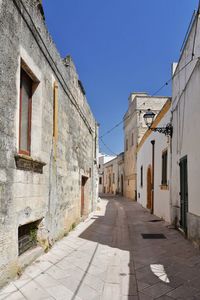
161 150 168 185
113 173 115 184
19 69 33 155
126 138 128 151
18 220 41 255
99 164 101 169
140 166 143 187
128 179 129 186
99 177 102 184
132 133 134 146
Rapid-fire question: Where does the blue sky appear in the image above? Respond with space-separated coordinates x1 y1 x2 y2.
43 0 198 155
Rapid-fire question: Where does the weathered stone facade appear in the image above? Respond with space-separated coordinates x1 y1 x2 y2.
123 92 169 200
103 152 124 195
98 153 116 194
0 0 98 287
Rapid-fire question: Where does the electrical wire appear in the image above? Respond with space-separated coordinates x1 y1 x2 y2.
99 137 118 156
100 7 200 141
100 55 198 140
12 0 95 135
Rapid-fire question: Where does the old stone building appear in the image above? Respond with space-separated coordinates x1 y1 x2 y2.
0 0 98 287
98 153 115 194
123 92 169 200
103 152 124 195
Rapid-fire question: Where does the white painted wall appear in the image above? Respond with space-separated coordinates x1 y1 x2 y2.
171 12 200 224
137 108 171 223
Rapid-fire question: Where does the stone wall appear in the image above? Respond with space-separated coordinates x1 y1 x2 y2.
0 0 98 287
123 93 169 200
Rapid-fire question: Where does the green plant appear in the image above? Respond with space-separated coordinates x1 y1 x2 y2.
71 222 76 230
30 228 37 242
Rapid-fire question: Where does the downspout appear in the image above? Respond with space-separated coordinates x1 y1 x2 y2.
151 140 155 214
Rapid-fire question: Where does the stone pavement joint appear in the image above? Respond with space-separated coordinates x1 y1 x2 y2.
1 196 200 299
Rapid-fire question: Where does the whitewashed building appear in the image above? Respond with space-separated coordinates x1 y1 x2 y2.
137 100 171 222
171 7 200 245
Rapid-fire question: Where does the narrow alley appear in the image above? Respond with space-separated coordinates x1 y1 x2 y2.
1 196 200 300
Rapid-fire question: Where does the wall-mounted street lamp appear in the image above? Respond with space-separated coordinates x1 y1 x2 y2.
143 109 173 137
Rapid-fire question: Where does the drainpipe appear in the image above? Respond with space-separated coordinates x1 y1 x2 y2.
151 140 155 214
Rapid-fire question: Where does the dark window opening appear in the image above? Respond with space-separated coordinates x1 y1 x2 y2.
141 166 143 187
18 220 41 256
99 177 102 184
161 150 168 185
19 69 33 156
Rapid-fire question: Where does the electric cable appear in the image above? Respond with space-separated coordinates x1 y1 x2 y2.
12 0 95 135
99 137 118 156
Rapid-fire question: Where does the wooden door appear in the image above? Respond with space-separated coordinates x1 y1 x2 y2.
147 167 152 210
179 156 188 233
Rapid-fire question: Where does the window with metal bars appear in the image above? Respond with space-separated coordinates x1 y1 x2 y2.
18 220 40 255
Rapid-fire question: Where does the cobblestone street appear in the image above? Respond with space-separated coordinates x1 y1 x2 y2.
1 196 200 300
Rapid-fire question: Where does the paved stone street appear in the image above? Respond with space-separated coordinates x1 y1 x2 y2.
1 196 200 300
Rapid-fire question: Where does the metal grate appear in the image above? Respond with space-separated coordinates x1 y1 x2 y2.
18 220 39 255
141 233 166 239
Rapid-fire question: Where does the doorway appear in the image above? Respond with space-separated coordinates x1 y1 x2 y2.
81 176 88 217
147 166 152 210
179 156 188 233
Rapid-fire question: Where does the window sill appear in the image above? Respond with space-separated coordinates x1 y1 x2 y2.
15 154 46 174
160 184 169 190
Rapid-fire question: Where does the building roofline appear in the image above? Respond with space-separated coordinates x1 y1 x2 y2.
173 10 198 77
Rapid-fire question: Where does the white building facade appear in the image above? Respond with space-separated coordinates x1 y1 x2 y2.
171 8 200 245
137 100 171 223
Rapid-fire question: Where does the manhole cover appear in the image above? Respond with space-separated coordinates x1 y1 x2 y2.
141 233 166 239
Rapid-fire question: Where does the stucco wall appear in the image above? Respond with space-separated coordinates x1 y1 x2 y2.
171 12 200 244
137 105 171 223
0 0 98 286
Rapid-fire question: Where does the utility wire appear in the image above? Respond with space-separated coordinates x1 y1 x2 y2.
100 56 198 140
99 137 117 156
13 0 94 135
100 8 200 141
